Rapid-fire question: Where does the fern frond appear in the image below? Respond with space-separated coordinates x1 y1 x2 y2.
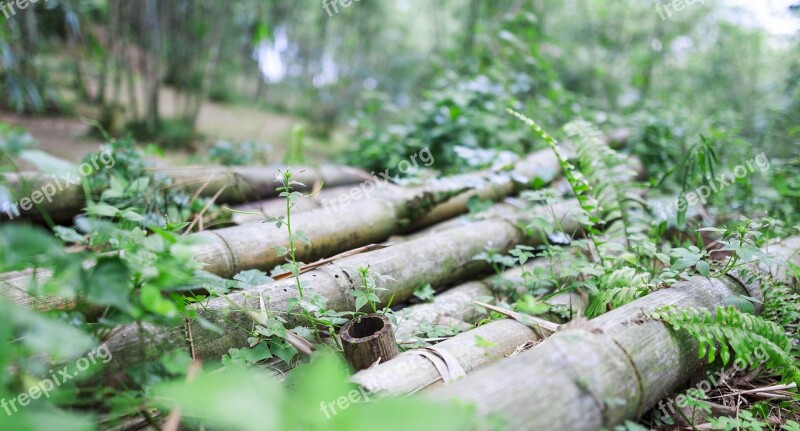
586 267 651 317
651 306 800 386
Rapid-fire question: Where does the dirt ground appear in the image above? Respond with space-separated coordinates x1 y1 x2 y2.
0 85 302 165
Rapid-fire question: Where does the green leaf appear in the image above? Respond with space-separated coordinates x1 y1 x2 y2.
234 270 273 289
140 284 179 317
696 260 710 277
413 283 435 302
87 258 131 311
294 230 311 246
85 203 120 218
53 226 85 244
243 342 272 363
119 209 145 222
268 339 298 364
725 295 756 315
153 368 284 431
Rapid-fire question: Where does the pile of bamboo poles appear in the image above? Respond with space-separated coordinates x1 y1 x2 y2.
5 141 800 431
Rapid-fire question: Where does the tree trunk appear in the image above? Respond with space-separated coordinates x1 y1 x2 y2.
143 0 161 129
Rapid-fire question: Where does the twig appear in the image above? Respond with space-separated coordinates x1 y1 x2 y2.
185 317 196 360
271 243 391 281
473 301 560 333
218 294 314 356
709 382 797 399
183 185 228 234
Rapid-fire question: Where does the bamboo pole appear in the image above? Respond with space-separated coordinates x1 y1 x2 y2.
427 271 772 431
760 235 800 288
100 200 582 372
0 150 560 308
394 281 493 342
0 172 87 223
393 259 554 341
156 164 369 204
229 185 356 224
0 164 369 222
356 318 541 397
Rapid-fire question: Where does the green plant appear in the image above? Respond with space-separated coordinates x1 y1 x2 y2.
651 306 800 386
284 124 306 165
209 140 272 166
123 118 197 149
345 75 536 174
351 266 383 314
510 113 659 316
710 410 772 431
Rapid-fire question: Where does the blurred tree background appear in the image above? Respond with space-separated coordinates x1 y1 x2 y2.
0 0 797 169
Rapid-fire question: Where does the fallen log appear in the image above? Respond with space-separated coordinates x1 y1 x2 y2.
101 200 582 372
428 271 773 431
189 149 560 278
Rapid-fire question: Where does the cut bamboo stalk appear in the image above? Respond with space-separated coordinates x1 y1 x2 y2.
341 314 399 371
155 164 369 204
428 272 769 431
229 185 357 224
189 149 560 278
100 200 582 372
393 258 553 341
760 235 800 287
0 268 80 311
355 318 540 397
0 172 87 223
0 262 106 319
394 282 492 342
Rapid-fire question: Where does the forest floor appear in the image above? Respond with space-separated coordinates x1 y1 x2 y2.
0 85 303 165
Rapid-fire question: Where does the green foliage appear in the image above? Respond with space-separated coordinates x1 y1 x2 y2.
78 137 209 228
284 124 306 165
154 352 478 431
413 283 436 302
710 411 783 431
508 114 658 316
585 267 649 317
123 118 197 149
345 75 535 174
651 306 800 386
0 24 62 114
209 140 272 166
